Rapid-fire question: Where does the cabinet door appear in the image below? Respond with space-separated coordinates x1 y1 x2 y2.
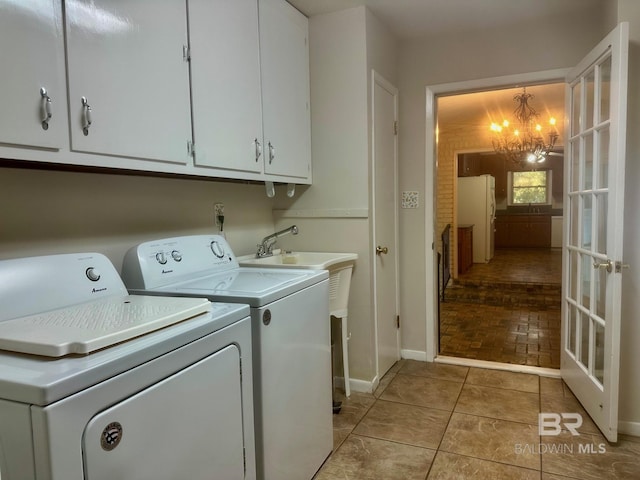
529 216 551 247
189 0 263 174
259 0 311 180
507 217 530 247
65 0 191 164
494 217 508 248
0 0 67 149
457 155 477 177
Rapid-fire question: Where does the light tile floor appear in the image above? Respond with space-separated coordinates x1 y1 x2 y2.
313 360 640 480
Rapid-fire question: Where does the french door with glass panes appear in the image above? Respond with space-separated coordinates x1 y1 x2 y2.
562 22 628 443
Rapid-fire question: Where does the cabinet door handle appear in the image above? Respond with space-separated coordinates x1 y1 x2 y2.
81 96 92 136
268 142 275 164
255 138 262 162
40 87 52 130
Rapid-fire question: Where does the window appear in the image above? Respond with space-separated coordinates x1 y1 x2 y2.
508 170 552 205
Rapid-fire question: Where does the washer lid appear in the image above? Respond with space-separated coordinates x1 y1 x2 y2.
153 267 328 307
0 295 212 357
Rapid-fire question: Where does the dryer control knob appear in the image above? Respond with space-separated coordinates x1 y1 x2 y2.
156 252 168 265
210 241 225 258
171 250 182 262
86 267 101 282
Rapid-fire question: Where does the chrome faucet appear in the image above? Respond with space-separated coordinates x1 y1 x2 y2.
256 225 299 257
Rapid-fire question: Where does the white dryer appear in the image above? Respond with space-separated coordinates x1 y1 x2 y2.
122 235 333 480
0 253 255 480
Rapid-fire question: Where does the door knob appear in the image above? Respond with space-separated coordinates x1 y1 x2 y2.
593 259 612 273
376 246 388 255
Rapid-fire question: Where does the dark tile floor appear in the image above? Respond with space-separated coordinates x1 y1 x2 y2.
456 248 562 286
440 249 562 369
315 361 640 480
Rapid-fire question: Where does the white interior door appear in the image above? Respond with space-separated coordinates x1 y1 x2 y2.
562 22 628 443
372 71 399 379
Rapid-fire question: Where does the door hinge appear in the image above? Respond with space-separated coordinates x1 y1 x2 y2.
187 140 195 158
396 315 400 329
183 45 191 62
393 121 398 135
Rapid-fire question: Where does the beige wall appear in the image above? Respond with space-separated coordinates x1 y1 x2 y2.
616 0 640 432
0 167 276 269
397 0 640 430
274 6 398 386
396 3 609 357
273 7 373 382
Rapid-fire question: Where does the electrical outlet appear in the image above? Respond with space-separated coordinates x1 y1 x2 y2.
214 203 224 228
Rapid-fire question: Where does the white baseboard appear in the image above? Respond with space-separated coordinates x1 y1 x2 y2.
619 421 640 437
400 349 428 361
349 377 376 394
435 355 561 377
334 375 376 394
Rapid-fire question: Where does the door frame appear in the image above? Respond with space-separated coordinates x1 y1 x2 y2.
371 70 400 385
424 68 570 362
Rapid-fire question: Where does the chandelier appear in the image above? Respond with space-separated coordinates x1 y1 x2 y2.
490 88 559 166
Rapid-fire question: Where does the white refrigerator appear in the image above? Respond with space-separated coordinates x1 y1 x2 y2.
457 174 495 263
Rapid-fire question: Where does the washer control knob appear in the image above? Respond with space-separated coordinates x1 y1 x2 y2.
86 267 101 282
155 252 167 265
171 250 182 262
210 241 225 258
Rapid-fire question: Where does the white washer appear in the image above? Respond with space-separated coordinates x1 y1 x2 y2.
122 235 333 480
0 253 255 480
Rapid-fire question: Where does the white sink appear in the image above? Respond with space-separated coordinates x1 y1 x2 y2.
238 252 358 270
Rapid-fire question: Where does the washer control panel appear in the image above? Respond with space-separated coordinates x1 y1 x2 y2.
0 253 129 323
122 235 239 290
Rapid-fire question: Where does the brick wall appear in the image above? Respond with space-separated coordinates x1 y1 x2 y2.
436 125 492 277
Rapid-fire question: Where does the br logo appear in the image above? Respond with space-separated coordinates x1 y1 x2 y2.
539 413 583 436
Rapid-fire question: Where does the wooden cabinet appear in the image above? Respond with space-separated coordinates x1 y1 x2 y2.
458 225 474 273
494 216 509 248
0 0 67 150
457 155 478 177
528 215 552 247
189 0 264 174
259 0 311 181
65 0 192 164
494 215 551 248
486 157 506 198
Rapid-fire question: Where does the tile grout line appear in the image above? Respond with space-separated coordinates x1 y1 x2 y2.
423 365 471 480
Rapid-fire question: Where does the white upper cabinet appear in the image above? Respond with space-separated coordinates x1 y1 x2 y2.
188 0 264 174
0 0 67 150
259 0 311 181
64 0 192 164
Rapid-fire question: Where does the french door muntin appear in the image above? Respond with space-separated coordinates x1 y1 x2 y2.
562 23 628 443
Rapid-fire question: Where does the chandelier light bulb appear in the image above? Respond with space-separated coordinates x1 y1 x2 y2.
490 87 559 168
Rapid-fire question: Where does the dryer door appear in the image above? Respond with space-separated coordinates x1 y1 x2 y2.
82 345 245 480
